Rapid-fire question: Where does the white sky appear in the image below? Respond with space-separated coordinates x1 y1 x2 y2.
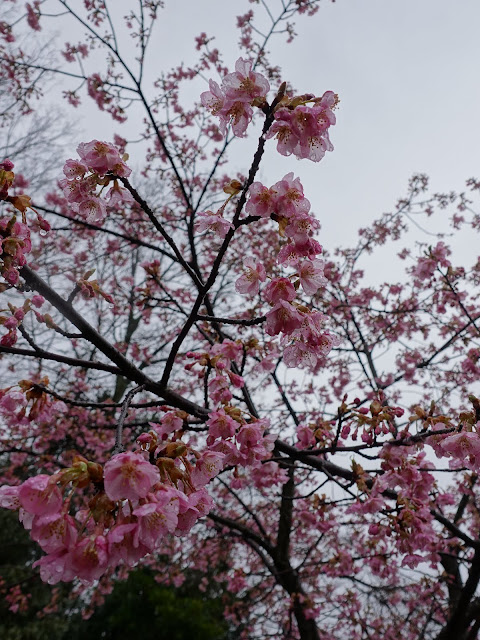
38 0 480 255
149 1 479 244
283 0 480 248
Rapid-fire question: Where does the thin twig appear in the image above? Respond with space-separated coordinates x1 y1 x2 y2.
113 384 146 454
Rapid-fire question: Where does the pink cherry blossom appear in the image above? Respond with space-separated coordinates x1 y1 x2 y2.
285 214 320 244
107 522 147 567
31 295 44 308
245 182 278 218
210 340 242 362
235 258 266 295
63 159 88 179
76 140 131 177
266 93 337 162
222 100 254 138
263 277 296 305
440 431 480 468
33 550 75 585
265 300 304 336
1 158 14 171
186 487 213 517
208 375 233 404
175 496 200 534
202 58 269 138
237 422 264 448
176 488 213 533
103 451 160 501
69 535 109 581
59 177 88 203
133 492 179 549
226 370 244 388
277 237 323 264
200 80 229 135
26 3 41 31
283 340 318 369
0 484 20 509
264 108 298 157
78 197 107 223
191 451 225 488
195 210 234 238
210 439 244 468
31 513 78 553
18 475 63 516
272 173 311 218
222 57 270 103
296 259 327 295
296 424 316 448
207 409 238 443
251 462 289 488
106 182 134 207
151 411 183 441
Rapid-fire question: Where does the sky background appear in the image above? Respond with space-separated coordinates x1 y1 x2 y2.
20 0 480 261
93 0 480 244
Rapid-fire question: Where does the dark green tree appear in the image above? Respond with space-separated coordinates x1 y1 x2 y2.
0 509 72 640
66 568 240 640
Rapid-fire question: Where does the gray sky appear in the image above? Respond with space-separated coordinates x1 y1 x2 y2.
45 0 480 256
151 0 480 250
281 0 480 248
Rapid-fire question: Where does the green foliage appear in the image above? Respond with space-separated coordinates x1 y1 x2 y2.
67 569 238 640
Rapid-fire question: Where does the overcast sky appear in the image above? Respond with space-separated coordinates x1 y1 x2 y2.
145 0 480 249
280 0 480 248
45 0 480 257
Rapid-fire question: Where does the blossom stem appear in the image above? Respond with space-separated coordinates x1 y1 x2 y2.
113 384 146 454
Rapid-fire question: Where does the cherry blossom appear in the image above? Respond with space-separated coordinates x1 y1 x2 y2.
235 258 266 295
1 4 479 638
265 300 304 335
18 475 63 516
266 91 337 162
195 210 234 238
201 57 270 138
104 452 160 501
222 57 270 103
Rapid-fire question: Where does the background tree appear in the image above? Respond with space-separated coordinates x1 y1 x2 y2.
0 2 480 640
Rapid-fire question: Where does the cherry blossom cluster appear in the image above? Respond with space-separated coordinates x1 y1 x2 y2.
428 422 480 472
59 140 133 224
0 214 31 286
0 158 50 285
194 179 243 238
412 241 451 281
0 295 44 347
201 57 337 162
340 407 480 570
347 444 448 569
236 172 339 368
86 74 127 123
294 397 406 450
184 341 276 467
0 431 225 584
186 340 245 402
0 376 66 426
201 57 270 137
25 3 41 32
265 90 338 162
195 208 234 238
61 41 89 63
344 399 404 445
206 409 276 470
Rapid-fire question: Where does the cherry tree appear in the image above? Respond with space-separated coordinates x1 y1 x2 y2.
1 2 480 639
